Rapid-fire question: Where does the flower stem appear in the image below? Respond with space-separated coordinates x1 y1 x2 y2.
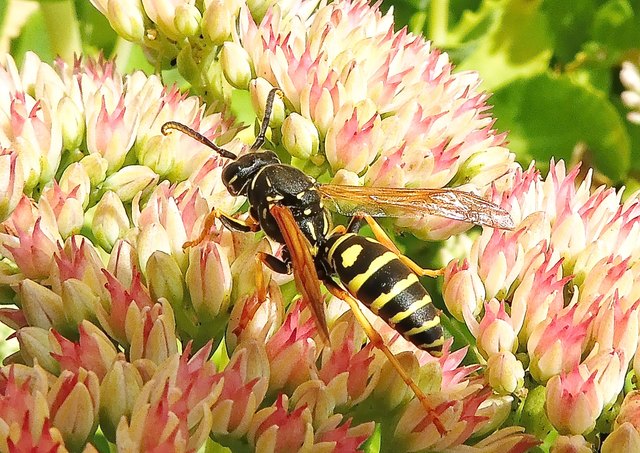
41 0 82 62
428 0 449 46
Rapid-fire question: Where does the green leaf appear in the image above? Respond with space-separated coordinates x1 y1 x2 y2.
541 0 597 64
492 73 631 181
453 0 553 90
592 0 640 54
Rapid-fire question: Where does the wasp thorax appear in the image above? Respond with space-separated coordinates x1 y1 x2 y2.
222 151 280 196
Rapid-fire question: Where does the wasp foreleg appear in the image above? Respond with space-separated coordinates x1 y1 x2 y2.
183 210 260 248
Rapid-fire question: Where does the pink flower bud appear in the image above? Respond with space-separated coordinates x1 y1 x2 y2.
0 367 66 452
528 305 591 383
325 102 382 174
127 299 178 364
265 302 318 393
86 95 138 173
47 369 100 451
210 341 270 437
318 318 377 407
248 394 314 452
546 366 603 435
185 242 232 321
50 321 118 380
59 162 91 210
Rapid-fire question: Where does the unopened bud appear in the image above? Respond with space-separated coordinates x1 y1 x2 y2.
174 4 202 37
250 78 285 127
57 96 85 151
221 41 253 90
107 0 145 42
92 191 130 251
486 351 525 395
102 165 159 202
282 113 319 160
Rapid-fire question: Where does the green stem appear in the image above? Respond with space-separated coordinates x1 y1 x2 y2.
428 0 449 46
41 0 82 62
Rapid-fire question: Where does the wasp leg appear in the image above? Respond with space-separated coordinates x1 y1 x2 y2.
353 213 443 278
251 88 283 150
184 210 260 248
323 279 444 430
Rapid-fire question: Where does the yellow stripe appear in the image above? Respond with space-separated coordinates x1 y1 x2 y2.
347 252 397 293
388 294 432 324
369 274 419 313
403 317 440 336
421 336 445 350
327 234 354 262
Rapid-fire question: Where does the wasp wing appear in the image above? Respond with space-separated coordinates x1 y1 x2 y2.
270 204 330 344
317 184 514 230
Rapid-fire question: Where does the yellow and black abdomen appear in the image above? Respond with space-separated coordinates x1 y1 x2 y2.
325 234 444 355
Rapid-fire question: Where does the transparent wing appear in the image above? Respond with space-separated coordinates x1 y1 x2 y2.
270 205 330 343
317 184 514 230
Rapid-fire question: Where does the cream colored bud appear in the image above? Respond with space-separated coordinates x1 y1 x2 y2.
221 41 253 89
16 326 60 374
79 154 109 187
146 251 185 308
486 351 525 395
107 0 146 42
57 96 85 150
250 78 285 127
92 191 131 251
102 165 159 202
59 162 91 209
282 113 319 160
100 360 144 442
202 0 239 46
19 279 67 331
602 422 640 453
174 3 202 37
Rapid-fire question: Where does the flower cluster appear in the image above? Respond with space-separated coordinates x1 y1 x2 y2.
443 160 640 446
90 0 515 240
3 0 638 452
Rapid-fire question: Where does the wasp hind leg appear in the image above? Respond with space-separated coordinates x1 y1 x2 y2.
350 213 443 278
183 210 260 248
323 279 445 432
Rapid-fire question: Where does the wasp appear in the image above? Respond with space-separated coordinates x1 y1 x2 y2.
162 89 514 415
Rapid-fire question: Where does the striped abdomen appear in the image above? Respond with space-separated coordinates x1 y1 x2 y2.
325 233 444 355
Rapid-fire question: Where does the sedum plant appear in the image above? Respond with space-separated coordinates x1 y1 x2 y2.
1 1 640 452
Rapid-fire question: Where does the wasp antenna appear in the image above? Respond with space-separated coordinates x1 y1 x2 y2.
161 121 238 160
251 88 283 150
